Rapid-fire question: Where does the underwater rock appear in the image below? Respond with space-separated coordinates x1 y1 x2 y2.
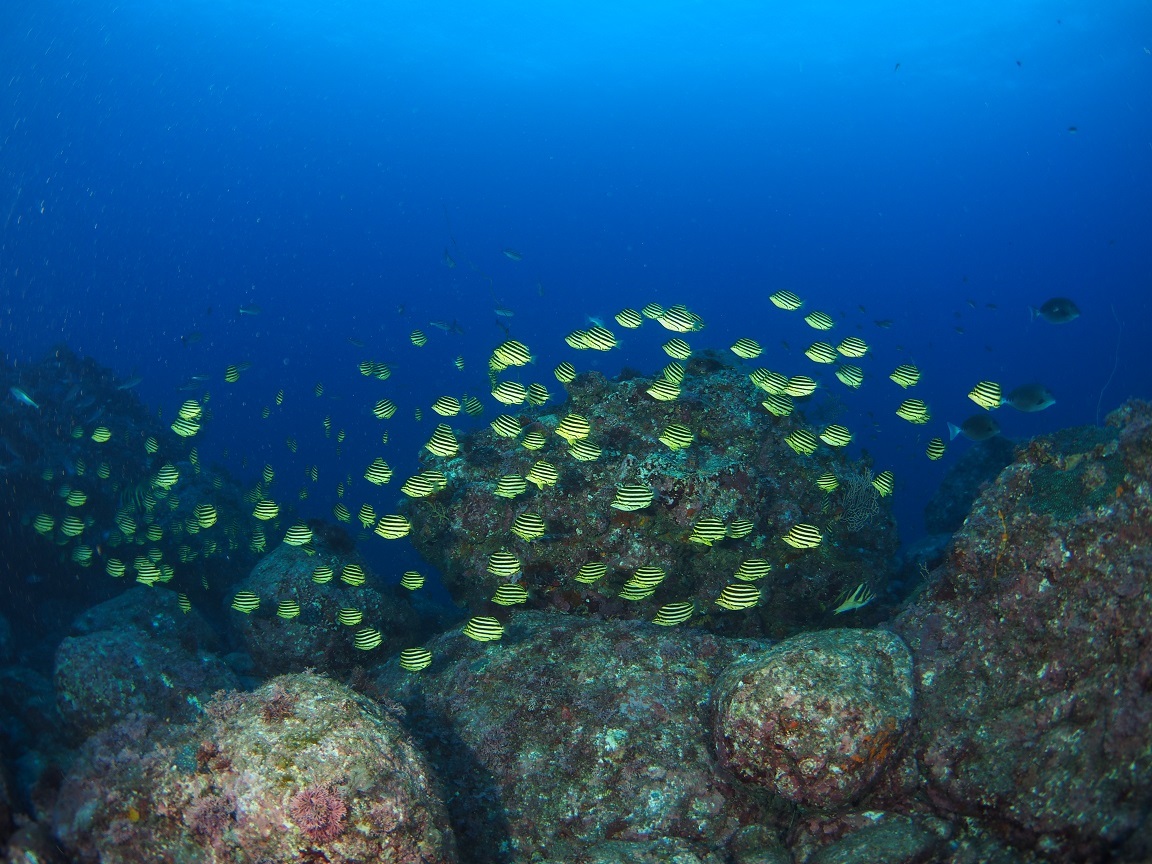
71 585 221 651
227 531 422 676
371 610 773 861
54 589 236 739
790 810 951 864
405 364 898 638
890 399 1152 862
0 613 10 664
54 625 238 739
0 666 67 820
0 347 270 685
712 628 914 809
52 672 456 863
923 435 1016 535
2 818 69 864
536 837 728 863
0 739 11 847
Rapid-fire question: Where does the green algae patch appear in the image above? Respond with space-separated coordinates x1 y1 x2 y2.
1028 425 1122 521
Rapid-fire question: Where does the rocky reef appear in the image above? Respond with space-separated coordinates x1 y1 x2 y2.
0 347 269 660
5 342 1152 864
712 628 914 810
405 361 898 638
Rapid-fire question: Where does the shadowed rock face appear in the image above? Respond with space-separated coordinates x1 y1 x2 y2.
227 537 422 677
890 399 1152 862
404 363 898 639
923 435 1017 535
54 587 238 739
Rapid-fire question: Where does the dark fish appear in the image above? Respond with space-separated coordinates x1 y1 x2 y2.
442 248 456 268
502 248 523 261
1031 297 1080 323
180 331 203 345
948 415 1001 442
1006 383 1056 412
873 319 894 329
238 304 262 316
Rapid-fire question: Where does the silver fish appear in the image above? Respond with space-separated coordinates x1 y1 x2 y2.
8 387 38 409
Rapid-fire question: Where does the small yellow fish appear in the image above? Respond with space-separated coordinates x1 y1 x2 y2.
399 647 432 671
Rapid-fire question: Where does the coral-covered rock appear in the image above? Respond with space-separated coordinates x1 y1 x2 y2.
52 672 456 863
784 809 952 864
404 363 898 638
712 628 914 809
890 400 1152 862
370 610 773 861
227 530 423 676
54 625 238 738
3 818 70 864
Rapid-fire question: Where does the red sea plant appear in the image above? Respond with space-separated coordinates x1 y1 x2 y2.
289 785 347 842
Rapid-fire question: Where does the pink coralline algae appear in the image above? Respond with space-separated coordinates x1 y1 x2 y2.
187 792 236 842
712 627 914 809
289 785 347 842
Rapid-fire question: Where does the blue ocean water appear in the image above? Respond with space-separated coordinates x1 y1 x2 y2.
1 0 1150 585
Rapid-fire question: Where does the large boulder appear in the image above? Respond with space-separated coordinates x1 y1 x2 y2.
712 628 914 809
54 588 237 738
370 611 773 862
890 400 1152 862
52 672 456 863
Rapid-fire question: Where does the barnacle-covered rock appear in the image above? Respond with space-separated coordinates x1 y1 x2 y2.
52 672 456 863
405 362 898 637
712 628 914 809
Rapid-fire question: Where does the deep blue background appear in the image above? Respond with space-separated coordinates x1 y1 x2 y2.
2 0 1150 581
